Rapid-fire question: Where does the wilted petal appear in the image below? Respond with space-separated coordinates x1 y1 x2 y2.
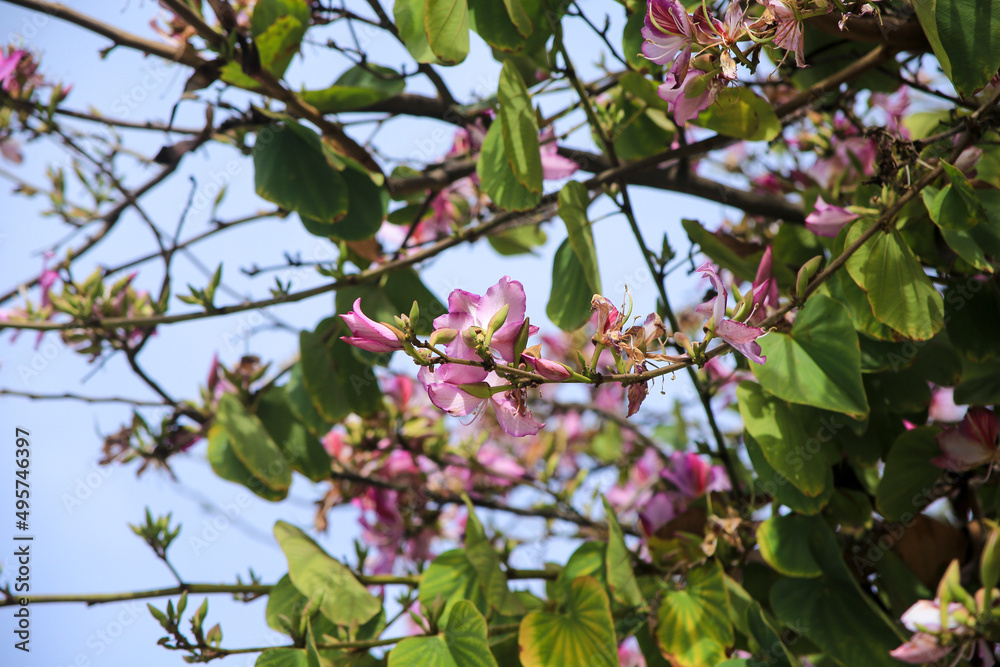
627 380 648 417
716 319 767 365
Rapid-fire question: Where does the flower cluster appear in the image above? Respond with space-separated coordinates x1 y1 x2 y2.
640 0 812 124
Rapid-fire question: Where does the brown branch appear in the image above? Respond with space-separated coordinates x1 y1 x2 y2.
0 389 168 406
1 0 206 67
558 147 806 222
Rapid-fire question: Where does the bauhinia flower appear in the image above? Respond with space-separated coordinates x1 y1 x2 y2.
657 66 725 126
641 0 696 72
431 276 537 363
417 365 544 437
755 0 806 68
931 406 999 472
660 451 731 498
804 196 859 238
889 599 972 664
340 298 405 353
539 127 580 180
749 246 779 325
697 261 767 364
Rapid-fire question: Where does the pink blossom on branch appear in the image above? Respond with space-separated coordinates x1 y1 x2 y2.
431 275 537 363
931 406 1000 472
696 261 767 364
660 451 730 498
340 298 405 353
804 196 859 238
641 0 696 69
657 67 724 127
539 127 579 180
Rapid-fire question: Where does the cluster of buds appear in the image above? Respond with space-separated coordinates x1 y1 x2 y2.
49 270 163 359
890 549 1000 664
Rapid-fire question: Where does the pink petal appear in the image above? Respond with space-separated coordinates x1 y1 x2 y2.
490 392 544 437
0 50 24 84
716 319 767 365
889 633 952 664
805 196 859 238
696 261 728 326
522 353 571 380
340 298 403 352
424 382 484 416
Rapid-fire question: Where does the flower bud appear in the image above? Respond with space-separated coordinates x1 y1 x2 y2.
485 303 510 344
409 300 420 327
795 255 824 300
981 521 1000 595
429 328 458 347
673 332 694 357
512 317 532 366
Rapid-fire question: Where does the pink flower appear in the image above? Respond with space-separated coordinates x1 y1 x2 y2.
697 262 767 364
432 276 537 363
889 633 952 664
760 0 805 68
0 50 25 89
805 196 859 238
0 136 21 163
639 491 682 535
750 246 779 324
618 637 648 667
929 386 966 424
658 67 723 126
660 451 730 498
932 406 1000 472
641 0 695 68
890 599 970 664
340 298 404 353
539 127 579 180
417 366 544 437
475 443 526 486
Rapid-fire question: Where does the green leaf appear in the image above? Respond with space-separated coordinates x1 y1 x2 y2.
623 10 653 73
863 228 944 341
252 0 310 37
424 0 470 65
655 560 733 667
273 521 382 626
737 383 831 497
222 4 308 87
254 121 348 223
923 163 989 232
497 63 543 193
693 88 780 141
464 500 524 616
503 0 533 36
945 278 1000 362
754 295 869 419
300 158 387 241
394 0 438 63
487 224 547 255
256 648 310 667
419 549 489 618
388 601 497 667
756 514 823 578
682 219 763 282
467 0 528 51
299 322 384 422
266 574 308 640
547 239 595 331
912 0 953 84
770 524 905 667
930 0 1000 95
601 497 644 608
876 427 944 522
256 386 331 482
745 432 833 515
207 425 287 501
216 394 292 494
558 181 600 294
955 356 1000 405
477 120 542 211
519 577 619 667
285 362 332 437
300 65 405 113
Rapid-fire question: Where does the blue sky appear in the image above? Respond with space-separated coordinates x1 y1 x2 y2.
0 1 735 664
